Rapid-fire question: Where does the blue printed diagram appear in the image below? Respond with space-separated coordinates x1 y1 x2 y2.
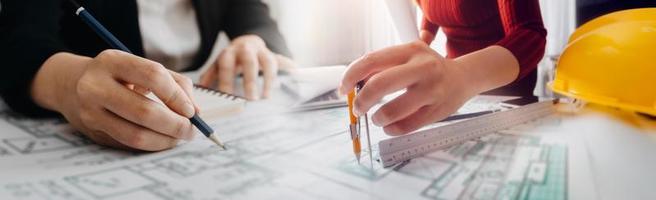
403 135 567 200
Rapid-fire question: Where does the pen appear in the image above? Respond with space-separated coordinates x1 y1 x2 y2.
347 89 361 163
68 0 225 149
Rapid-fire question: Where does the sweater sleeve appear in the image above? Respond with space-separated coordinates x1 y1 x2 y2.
223 0 292 58
0 0 68 117
495 0 547 81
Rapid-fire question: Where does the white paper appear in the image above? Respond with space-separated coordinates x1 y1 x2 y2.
0 97 583 199
567 110 656 200
0 111 138 170
282 65 346 103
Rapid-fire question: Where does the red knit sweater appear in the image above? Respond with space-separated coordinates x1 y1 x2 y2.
418 0 547 89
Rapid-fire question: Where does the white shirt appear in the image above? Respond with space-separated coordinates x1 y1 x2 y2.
137 0 201 71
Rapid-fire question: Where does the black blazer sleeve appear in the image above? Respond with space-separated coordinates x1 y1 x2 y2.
222 0 292 58
0 0 67 117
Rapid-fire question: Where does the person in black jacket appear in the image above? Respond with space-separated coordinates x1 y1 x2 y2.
0 0 294 151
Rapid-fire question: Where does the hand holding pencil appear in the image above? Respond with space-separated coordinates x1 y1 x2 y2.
28 0 225 151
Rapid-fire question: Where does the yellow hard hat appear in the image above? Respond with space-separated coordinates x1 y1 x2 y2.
549 8 656 116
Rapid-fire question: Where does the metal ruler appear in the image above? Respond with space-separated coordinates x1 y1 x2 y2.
378 100 557 167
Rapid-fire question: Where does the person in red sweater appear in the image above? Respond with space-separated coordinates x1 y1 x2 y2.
339 0 547 135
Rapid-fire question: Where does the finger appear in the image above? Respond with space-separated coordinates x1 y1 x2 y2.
125 83 135 90
420 30 436 44
133 86 151 96
124 83 150 96
71 119 131 150
372 89 428 127
234 66 244 76
276 54 296 73
99 76 195 140
238 48 260 100
339 42 421 95
100 50 195 118
199 63 217 88
96 109 179 151
259 51 278 99
169 71 198 111
86 131 134 151
384 103 452 136
217 48 236 94
352 63 420 116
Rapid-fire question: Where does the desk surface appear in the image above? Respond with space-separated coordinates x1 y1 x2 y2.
0 96 654 199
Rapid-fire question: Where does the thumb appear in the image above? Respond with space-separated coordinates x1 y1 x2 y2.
419 30 435 45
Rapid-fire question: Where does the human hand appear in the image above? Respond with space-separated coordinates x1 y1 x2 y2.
199 35 293 100
420 30 435 44
32 50 198 151
339 41 480 135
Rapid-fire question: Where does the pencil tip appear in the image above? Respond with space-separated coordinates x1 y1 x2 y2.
208 134 225 150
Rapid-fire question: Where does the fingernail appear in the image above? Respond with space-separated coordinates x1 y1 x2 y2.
384 126 404 136
183 102 196 117
170 139 181 148
353 108 363 117
341 87 350 95
383 126 398 136
372 115 382 126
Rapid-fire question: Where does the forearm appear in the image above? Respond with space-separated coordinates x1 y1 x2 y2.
453 45 520 94
31 52 91 112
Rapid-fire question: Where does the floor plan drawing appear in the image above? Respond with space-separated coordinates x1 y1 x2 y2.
4 137 77 154
0 111 91 154
0 111 139 170
407 135 567 200
0 115 568 199
0 99 570 200
0 146 10 157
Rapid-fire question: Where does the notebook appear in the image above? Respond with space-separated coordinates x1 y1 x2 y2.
145 85 245 120
192 85 246 119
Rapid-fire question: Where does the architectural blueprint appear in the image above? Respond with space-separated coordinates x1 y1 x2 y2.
0 97 571 200
0 110 140 169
